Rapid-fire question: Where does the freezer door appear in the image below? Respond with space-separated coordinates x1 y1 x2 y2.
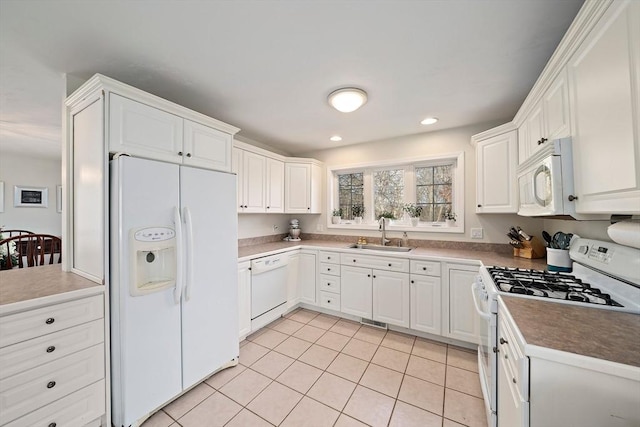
110 156 183 427
180 166 239 389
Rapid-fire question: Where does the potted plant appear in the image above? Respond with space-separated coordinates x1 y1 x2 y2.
352 205 365 224
445 211 457 226
331 208 343 224
403 203 423 226
377 211 395 227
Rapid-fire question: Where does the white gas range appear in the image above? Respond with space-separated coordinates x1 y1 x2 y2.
472 237 640 427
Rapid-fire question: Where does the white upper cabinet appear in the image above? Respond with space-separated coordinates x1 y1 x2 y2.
567 0 640 214
266 158 285 213
518 70 571 164
109 93 183 163
109 93 234 172
183 119 232 171
285 161 322 214
475 129 519 213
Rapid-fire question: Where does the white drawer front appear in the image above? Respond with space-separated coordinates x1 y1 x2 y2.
319 263 340 276
0 319 104 380
0 344 104 425
340 253 409 273
410 260 442 276
319 251 340 264
319 275 341 294
5 380 105 427
0 295 104 347
319 291 341 311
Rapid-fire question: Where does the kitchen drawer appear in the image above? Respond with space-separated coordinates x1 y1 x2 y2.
0 344 104 425
5 379 105 427
319 262 340 276
410 260 441 276
340 253 409 273
0 295 104 348
319 291 341 311
0 319 104 380
498 313 528 401
319 275 341 294
319 251 340 264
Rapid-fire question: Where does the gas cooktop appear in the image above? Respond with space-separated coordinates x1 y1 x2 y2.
487 267 623 307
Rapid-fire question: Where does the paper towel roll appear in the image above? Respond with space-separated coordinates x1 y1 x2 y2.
607 221 640 249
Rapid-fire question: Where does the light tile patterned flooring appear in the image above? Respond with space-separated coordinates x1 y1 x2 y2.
142 308 488 427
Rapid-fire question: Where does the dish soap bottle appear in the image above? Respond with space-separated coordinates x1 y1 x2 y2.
402 232 409 247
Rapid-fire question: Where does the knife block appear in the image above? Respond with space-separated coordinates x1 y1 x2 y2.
513 237 546 259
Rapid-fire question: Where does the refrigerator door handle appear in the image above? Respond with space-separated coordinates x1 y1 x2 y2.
183 206 194 301
173 206 184 304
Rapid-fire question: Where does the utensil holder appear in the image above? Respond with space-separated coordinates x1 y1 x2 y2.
513 237 546 259
547 248 572 272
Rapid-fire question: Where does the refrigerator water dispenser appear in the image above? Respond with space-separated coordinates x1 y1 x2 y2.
130 226 177 296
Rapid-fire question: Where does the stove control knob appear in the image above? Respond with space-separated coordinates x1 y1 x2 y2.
578 245 589 255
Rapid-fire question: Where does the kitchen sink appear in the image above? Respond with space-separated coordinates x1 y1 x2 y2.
347 244 413 253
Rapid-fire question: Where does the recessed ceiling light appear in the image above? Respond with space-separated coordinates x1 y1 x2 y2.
328 87 368 113
330 136 342 142
421 117 439 125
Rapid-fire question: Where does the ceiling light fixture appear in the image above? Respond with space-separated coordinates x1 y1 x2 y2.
328 87 368 113
330 136 342 142
421 117 439 125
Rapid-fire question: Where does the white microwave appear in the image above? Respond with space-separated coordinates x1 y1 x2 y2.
517 137 576 217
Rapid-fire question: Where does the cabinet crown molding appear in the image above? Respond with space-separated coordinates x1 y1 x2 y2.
470 122 517 146
66 73 240 135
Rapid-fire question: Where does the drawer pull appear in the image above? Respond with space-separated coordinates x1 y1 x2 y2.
499 337 508 345
49 423 57 427
327 268 331 271
45 318 55 325
422 267 427 270
47 381 56 389
327 256 331 260
353 259 356 262
46 346 56 353
327 300 331 303
411 280 414 284
388 263 392 267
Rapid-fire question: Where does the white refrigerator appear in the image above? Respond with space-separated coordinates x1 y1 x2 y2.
110 156 238 427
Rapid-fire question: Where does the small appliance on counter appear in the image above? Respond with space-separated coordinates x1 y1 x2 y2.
285 218 301 241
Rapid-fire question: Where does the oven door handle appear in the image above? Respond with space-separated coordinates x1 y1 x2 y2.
472 282 492 321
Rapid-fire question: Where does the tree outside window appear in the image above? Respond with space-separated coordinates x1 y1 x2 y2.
338 172 364 220
373 169 404 219
416 164 452 222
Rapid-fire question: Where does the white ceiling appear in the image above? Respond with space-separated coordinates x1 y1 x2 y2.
0 0 584 159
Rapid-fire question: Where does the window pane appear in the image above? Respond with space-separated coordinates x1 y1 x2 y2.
374 169 404 219
338 172 364 220
415 164 453 222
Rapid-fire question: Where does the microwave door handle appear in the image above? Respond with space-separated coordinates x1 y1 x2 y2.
533 165 548 207
472 282 492 321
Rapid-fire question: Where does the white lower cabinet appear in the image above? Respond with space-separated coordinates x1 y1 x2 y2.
238 261 252 339
298 250 317 305
340 265 373 319
444 263 481 343
410 275 442 335
286 251 301 309
0 294 106 426
372 270 410 328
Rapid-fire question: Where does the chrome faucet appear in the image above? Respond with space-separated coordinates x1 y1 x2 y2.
379 217 391 246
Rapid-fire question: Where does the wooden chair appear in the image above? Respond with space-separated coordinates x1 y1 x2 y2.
0 234 62 270
0 229 34 238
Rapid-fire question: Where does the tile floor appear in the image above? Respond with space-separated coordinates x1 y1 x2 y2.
142 308 488 427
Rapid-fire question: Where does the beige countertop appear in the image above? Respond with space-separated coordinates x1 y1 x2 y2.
239 239 548 269
0 265 102 312
501 295 640 368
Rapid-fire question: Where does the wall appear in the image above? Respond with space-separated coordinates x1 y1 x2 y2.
298 121 544 244
0 151 62 235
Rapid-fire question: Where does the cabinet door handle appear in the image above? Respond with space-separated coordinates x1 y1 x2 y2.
373 275 376 278
178 151 183 156
327 300 331 303
186 153 192 157
477 204 482 208
568 195 578 201
411 280 414 284
367 274 371 277
46 346 56 353
512 377 517 384
45 318 55 325
49 423 57 427
499 337 508 345
47 381 56 389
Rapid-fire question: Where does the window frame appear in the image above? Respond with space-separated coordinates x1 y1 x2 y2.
327 152 465 233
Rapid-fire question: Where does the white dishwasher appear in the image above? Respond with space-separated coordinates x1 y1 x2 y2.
251 252 289 330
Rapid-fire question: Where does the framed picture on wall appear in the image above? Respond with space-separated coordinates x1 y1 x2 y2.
14 186 48 208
